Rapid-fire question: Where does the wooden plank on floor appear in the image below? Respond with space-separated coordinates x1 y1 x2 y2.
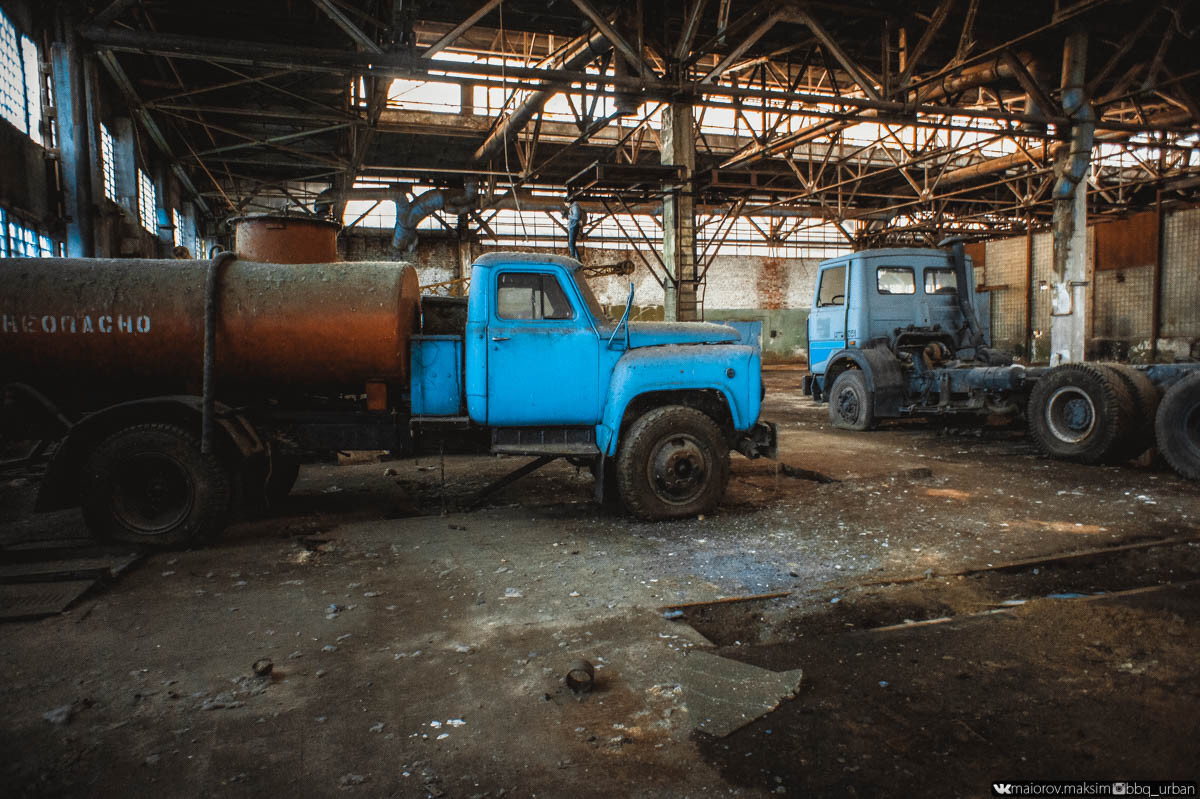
0 580 95 621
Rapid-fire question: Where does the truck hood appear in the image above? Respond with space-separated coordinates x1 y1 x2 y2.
624 321 740 348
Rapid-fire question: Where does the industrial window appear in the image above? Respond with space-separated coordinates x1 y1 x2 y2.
924 268 958 295
0 10 43 144
0 207 7 257
496 272 574 320
171 208 183 247
4 212 54 257
816 265 846 306
137 168 157 233
100 123 117 202
877 266 916 295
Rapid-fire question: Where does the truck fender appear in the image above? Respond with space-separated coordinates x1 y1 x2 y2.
595 344 760 456
35 396 265 512
824 346 905 418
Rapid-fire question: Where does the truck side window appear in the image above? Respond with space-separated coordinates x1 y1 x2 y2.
877 267 915 295
924 268 957 294
497 272 574 320
816 266 846 306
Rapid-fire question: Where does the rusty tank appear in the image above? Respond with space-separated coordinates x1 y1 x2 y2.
0 257 419 405
231 214 341 263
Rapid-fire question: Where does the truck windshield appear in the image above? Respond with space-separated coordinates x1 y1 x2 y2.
574 272 613 324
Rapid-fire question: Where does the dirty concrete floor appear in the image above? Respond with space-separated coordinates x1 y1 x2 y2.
2 366 1199 797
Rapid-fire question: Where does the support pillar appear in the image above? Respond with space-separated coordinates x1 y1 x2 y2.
1049 28 1093 365
661 103 697 321
51 37 95 257
1049 176 1088 365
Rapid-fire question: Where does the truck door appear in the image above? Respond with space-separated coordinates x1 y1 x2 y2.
485 269 600 426
808 263 848 374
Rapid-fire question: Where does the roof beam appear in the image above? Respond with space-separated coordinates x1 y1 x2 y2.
310 0 384 54
568 0 653 79
423 0 502 58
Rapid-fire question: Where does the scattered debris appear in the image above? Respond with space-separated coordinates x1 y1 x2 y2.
252 658 273 677
42 704 73 726
565 659 595 693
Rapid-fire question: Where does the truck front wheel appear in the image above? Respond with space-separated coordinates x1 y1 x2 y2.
828 370 875 431
81 423 232 547
616 406 730 520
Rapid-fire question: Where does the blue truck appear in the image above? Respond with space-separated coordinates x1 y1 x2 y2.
1 252 776 547
802 241 1200 479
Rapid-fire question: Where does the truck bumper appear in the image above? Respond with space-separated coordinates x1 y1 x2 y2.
735 421 778 460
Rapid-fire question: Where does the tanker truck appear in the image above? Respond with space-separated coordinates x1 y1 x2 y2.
0 252 776 547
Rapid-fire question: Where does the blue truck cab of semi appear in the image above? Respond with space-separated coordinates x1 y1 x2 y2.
802 244 1031 431
411 252 776 519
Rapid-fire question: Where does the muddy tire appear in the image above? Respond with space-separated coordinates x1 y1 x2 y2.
1103 364 1160 462
828 370 874 431
1027 363 1132 464
81 423 231 547
264 442 301 505
616 406 730 520
1155 372 1200 480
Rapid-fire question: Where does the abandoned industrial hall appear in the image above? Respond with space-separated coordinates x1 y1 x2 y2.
1 0 1199 795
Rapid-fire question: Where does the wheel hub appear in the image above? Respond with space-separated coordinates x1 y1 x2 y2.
837 388 860 423
651 435 709 504
1046 386 1096 444
113 453 194 534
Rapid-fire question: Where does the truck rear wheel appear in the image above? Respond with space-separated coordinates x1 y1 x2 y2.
1155 372 1200 480
1103 364 1160 462
1027 363 1132 464
616 406 730 520
828 370 874 431
81 423 231 547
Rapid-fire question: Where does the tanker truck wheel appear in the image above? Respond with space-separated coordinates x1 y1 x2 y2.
616 406 730 521
81 423 231 548
828 370 875 431
1027 363 1133 464
1155 372 1200 480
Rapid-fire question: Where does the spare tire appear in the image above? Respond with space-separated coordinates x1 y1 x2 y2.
1155 372 1200 480
1027 363 1132 464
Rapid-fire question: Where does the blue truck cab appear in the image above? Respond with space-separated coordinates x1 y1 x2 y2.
411 253 776 519
803 245 1029 430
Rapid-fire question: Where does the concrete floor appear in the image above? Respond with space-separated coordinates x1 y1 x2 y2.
2 368 1199 797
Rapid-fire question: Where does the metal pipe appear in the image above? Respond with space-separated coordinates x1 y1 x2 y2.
472 27 612 163
202 251 237 455
1051 29 1094 281
392 182 478 251
918 52 1036 104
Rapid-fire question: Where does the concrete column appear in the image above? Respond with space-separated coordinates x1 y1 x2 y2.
1049 173 1088 365
660 103 697 321
1049 28 1092 365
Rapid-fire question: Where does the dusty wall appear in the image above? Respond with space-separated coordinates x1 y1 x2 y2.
981 205 1199 362
341 230 821 361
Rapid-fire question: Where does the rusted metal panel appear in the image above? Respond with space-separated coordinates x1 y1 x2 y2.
0 258 419 405
231 215 341 263
1095 211 1158 271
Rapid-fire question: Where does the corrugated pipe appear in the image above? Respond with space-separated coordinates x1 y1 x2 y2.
391 182 479 251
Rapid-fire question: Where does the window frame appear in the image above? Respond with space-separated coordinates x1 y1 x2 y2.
923 267 958 295
876 266 917 296
816 265 847 307
137 168 157 234
494 271 577 322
